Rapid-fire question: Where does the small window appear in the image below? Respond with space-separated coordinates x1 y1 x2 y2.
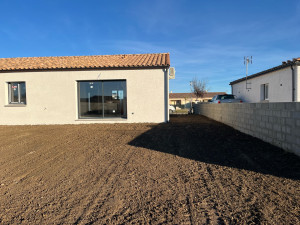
8 82 26 104
262 83 269 100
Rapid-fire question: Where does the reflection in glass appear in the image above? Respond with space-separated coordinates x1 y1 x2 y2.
78 80 127 119
20 82 26 103
9 82 26 104
103 81 127 118
10 82 19 103
79 81 103 118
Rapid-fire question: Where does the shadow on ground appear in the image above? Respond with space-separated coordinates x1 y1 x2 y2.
129 115 300 180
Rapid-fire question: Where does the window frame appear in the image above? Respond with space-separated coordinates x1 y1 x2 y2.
263 83 269 100
8 82 26 104
77 80 127 119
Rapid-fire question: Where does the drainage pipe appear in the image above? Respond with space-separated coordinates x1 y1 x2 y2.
291 64 295 102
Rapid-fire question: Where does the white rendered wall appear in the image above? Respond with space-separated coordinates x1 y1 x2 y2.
0 69 167 124
232 67 296 103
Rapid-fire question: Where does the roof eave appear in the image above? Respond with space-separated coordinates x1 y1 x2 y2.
229 61 298 86
0 65 170 73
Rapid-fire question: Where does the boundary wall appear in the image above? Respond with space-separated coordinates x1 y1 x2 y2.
194 103 300 157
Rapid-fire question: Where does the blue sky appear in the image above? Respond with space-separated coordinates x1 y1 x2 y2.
1 0 300 93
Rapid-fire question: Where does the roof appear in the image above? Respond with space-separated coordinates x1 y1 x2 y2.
169 92 227 99
0 53 170 72
230 57 300 85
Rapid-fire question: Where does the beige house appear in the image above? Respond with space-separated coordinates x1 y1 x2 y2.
0 53 170 124
169 92 226 108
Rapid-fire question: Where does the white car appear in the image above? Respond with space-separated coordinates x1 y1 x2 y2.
210 94 243 104
169 105 176 113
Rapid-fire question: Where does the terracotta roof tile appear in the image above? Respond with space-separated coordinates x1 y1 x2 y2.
0 53 170 72
170 92 227 99
157 54 162 66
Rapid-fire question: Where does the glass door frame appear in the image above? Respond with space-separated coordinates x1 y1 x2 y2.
77 79 127 119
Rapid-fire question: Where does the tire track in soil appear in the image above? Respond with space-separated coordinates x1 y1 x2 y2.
36 130 134 224
0 128 79 185
0 128 85 223
172 126 200 225
70 147 136 224
188 123 257 224
172 126 201 224
176 122 220 223
196 163 221 224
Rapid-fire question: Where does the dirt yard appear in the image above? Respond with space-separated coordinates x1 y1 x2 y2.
0 115 299 224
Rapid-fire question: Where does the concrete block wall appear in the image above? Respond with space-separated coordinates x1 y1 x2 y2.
194 103 300 157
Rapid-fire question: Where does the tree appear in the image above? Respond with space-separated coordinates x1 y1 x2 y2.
191 77 208 99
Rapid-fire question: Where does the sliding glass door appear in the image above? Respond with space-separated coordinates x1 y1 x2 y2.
79 81 103 118
103 81 127 117
78 80 127 119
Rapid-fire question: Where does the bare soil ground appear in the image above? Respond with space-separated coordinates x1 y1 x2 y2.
0 115 299 224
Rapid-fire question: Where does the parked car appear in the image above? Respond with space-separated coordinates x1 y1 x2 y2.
169 105 176 113
211 94 243 103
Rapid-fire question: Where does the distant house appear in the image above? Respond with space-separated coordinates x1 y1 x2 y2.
0 53 171 124
169 92 226 108
230 58 300 103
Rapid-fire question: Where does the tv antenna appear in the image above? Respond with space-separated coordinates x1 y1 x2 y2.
244 56 252 89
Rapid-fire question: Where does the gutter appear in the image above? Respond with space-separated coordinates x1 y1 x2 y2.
0 65 170 73
164 67 170 122
291 65 295 102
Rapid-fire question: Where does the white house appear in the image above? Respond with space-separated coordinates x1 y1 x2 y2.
0 53 170 124
230 58 300 103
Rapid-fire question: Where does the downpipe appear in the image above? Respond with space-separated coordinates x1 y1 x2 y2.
291 65 295 102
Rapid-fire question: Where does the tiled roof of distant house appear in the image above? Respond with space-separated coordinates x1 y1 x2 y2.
169 92 227 99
